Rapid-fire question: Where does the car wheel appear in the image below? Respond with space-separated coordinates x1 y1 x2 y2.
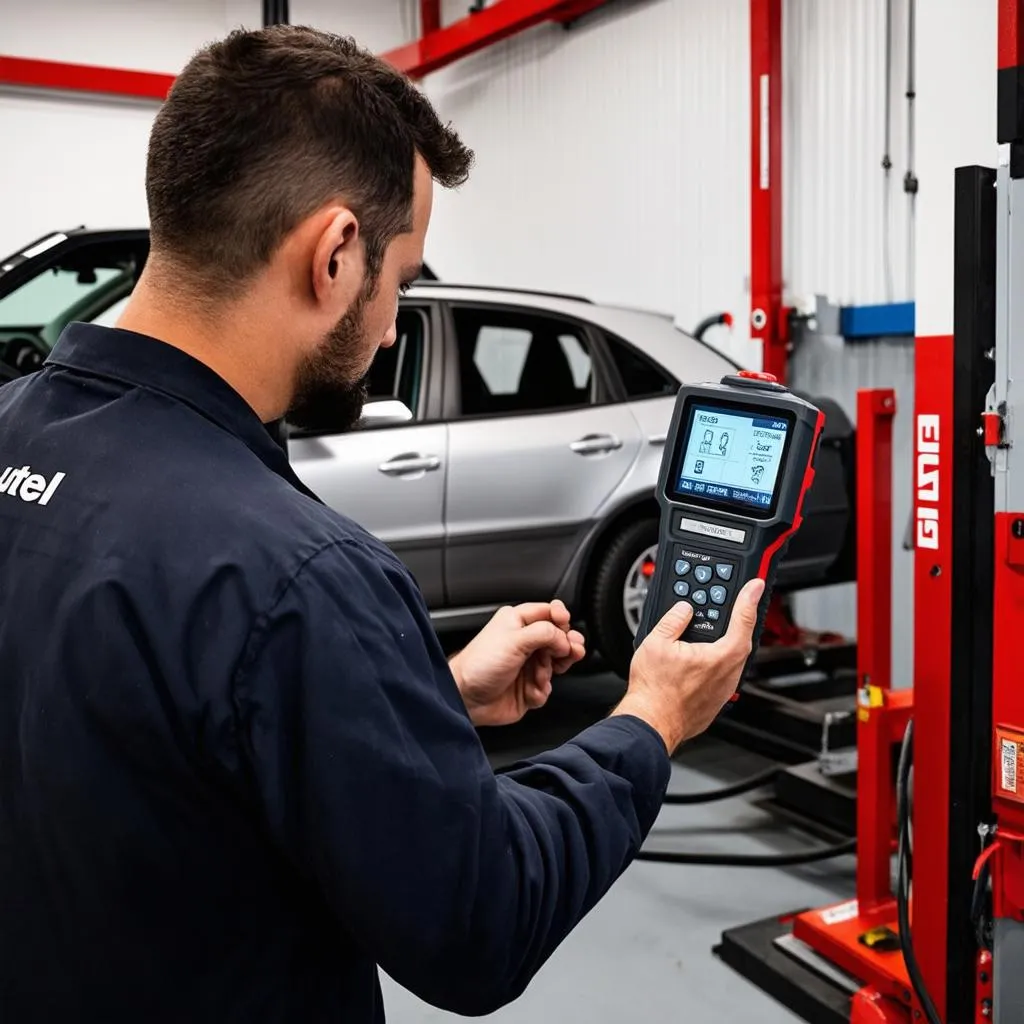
588 517 659 680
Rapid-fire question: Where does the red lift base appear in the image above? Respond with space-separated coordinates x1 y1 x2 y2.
716 908 913 1024
715 914 854 1024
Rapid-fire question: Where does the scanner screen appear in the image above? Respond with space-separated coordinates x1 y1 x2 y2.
674 404 790 512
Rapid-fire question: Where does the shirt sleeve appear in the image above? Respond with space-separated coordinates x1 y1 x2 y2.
231 539 671 1015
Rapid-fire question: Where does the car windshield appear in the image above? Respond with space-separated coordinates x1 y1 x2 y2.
0 267 124 330
0 248 141 348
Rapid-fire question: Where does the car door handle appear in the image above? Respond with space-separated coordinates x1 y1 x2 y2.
569 433 623 455
378 453 442 476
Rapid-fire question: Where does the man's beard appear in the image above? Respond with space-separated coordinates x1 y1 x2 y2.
288 285 372 435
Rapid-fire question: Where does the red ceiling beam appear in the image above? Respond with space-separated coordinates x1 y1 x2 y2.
0 54 174 101
1 1 609 100
381 0 609 79
551 0 606 24
749 0 785 381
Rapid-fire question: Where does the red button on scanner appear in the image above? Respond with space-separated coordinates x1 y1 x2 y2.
737 370 778 383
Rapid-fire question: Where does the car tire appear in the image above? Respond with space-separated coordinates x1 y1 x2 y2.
588 517 659 681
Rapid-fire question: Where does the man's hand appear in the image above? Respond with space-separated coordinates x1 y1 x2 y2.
611 579 764 754
450 601 586 727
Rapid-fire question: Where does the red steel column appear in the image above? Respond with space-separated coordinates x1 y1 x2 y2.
912 334 955 1019
855 389 897 914
420 0 441 36
750 0 785 382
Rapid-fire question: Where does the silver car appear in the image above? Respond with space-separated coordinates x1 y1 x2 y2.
0 230 853 677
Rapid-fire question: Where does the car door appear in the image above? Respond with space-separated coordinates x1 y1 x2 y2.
288 305 447 607
443 303 642 607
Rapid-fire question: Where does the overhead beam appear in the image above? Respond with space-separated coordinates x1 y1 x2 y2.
0 1 610 101
381 0 609 79
0 54 174 101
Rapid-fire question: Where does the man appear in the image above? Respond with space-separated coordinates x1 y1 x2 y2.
0 25 763 1023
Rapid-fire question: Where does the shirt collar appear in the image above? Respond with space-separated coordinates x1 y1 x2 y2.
45 322 322 503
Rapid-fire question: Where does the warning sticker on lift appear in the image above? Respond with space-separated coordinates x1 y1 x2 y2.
819 899 859 926
995 727 1024 804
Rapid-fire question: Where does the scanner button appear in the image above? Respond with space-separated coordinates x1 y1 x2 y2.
707 608 721 621
693 565 713 584
673 581 690 598
691 589 708 606
675 559 691 577
709 585 728 605
715 563 733 581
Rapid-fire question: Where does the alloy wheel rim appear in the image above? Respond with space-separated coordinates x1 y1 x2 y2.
622 544 657 636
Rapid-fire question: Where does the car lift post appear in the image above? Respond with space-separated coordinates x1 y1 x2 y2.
787 383 916 1018
715 63 1000 1024
851 389 912 921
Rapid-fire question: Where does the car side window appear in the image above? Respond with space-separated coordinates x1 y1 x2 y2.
453 307 594 417
366 307 426 414
603 331 678 398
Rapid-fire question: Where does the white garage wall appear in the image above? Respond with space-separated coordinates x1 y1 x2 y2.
0 0 256 258
419 0 923 368
0 0 406 259
289 0 409 53
421 0 755 366
785 0 913 307
914 0 997 336
0 92 157 258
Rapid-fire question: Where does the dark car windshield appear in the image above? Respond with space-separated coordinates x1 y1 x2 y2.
0 242 144 351
0 266 126 332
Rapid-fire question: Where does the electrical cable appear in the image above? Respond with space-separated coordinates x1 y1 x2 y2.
895 720 942 1024
693 312 733 343
635 838 855 868
638 765 852 866
904 0 918 299
971 858 993 952
882 0 894 303
661 765 781 805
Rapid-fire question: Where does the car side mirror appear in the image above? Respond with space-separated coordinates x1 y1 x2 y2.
358 398 413 429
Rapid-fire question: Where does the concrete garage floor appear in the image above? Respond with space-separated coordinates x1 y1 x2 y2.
382 670 855 1023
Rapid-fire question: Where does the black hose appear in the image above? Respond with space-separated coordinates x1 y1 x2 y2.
896 720 942 1024
635 838 855 868
971 858 993 952
661 765 781 805
693 312 731 342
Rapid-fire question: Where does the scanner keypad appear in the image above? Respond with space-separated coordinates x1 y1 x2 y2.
670 546 737 638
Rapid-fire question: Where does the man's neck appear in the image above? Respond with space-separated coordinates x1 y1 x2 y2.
116 269 291 423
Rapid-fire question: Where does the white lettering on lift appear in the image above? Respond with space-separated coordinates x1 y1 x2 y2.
0 465 65 505
916 415 940 550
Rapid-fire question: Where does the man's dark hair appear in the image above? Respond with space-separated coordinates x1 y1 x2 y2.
146 25 473 295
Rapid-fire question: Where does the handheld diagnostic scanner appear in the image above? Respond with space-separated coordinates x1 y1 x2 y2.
634 370 825 657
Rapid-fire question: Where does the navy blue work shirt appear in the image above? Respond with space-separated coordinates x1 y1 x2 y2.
0 323 671 1023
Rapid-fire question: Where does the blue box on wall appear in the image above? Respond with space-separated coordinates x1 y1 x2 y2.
839 302 915 340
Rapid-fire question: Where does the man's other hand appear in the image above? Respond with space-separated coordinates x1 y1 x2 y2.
450 601 586 727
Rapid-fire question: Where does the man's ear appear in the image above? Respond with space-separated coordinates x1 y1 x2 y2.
312 208 361 307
